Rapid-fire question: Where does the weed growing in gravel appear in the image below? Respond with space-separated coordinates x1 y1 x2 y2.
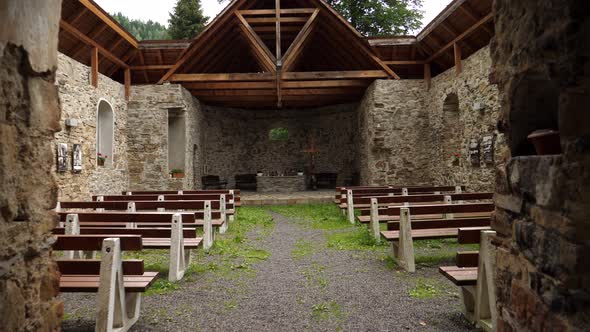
301 263 328 289
291 238 315 260
409 278 443 299
223 299 238 311
145 279 178 296
311 301 344 321
325 227 387 251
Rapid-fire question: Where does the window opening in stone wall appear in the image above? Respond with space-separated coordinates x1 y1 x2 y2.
269 127 289 141
168 109 186 178
509 76 559 156
96 99 114 167
442 93 461 166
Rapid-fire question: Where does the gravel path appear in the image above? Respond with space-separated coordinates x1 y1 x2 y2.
62 210 477 332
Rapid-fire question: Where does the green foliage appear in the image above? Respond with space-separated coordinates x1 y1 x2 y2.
168 0 209 39
291 238 315 260
111 12 169 41
409 278 441 299
324 0 424 36
312 301 344 321
269 127 289 141
145 279 178 296
269 204 349 230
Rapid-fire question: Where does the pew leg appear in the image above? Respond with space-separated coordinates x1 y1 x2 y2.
124 293 141 330
169 214 185 282
396 209 416 272
460 286 476 324
475 231 497 332
219 220 228 234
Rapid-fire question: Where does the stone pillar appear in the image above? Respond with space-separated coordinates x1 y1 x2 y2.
491 0 590 330
0 0 63 330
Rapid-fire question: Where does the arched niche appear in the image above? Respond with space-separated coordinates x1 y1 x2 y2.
509 76 559 156
96 99 114 166
442 93 461 165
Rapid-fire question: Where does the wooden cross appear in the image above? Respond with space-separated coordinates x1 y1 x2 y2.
302 130 320 174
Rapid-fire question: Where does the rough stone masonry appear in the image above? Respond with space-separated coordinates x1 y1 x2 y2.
0 0 64 331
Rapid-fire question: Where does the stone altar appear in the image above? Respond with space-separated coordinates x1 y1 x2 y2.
257 175 306 193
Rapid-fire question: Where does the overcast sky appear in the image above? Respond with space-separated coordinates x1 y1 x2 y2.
96 0 452 33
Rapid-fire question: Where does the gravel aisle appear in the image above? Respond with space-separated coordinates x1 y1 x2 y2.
62 209 476 332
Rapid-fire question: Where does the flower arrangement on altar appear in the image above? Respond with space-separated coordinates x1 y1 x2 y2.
97 153 108 166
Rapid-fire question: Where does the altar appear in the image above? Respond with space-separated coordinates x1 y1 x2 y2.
257 175 307 193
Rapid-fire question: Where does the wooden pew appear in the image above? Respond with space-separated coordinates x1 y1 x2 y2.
59 198 231 234
357 193 493 237
340 186 466 222
55 235 158 332
56 210 217 250
57 213 201 281
121 189 241 206
379 203 494 272
439 227 497 331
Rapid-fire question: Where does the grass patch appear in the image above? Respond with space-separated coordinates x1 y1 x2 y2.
301 263 328 289
409 278 442 299
325 227 386 251
269 204 350 230
291 238 315 260
415 238 479 266
145 278 178 296
312 301 344 321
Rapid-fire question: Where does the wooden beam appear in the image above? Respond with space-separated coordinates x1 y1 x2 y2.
98 37 125 66
454 43 462 75
68 8 88 25
384 60 427 65
90 47 98 88
182 79 369 90
70 24 109 59
424 63 431 90
131 65 174 71
158 0 249 84
282 9 320 72
459 3 493 35
426 13 493 63
138 51 149 83
238 9 317 15
245 17 309 24
124 68 131 100
283 70 388 81
276 0 282 108
78 0 139 48
190 87 362 97
236 12 277 73
170 73 275 82
60 20 129 69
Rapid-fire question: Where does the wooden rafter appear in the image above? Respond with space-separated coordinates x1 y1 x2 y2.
426 12 493 63
70 24 109 59
282 9 320 72
275 0 282 107
91 47 98 87
78 0 139 48
236 12 277 73
459 2 493 36
60 20 128 69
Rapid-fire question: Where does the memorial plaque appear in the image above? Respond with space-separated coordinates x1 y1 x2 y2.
469 139 480 167
482 135 495 165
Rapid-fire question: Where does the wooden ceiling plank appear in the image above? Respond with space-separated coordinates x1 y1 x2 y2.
68 7 89 25
70 24 109 59
158 0 249 83
239 8 317 15
170 73 275 82
282 9 320 72
276 0 282 108
60 20 128 69
426 12 493 63
283 70 388 81
236 12 277 73
131 65 174 71
459 2 493 35
138 51 149 83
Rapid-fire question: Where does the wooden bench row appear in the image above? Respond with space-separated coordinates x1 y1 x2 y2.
439 228 497 332
119 189 241 206
378 203 494 272
55 235 158 332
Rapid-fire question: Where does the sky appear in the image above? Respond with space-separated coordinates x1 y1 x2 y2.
95 0 452 32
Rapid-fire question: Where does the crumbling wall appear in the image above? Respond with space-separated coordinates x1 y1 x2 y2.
0 0 63 330
491 0 590 330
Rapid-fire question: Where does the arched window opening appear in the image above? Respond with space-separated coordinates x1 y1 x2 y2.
168 109 186 175
442 93 461 166
97 99 114 167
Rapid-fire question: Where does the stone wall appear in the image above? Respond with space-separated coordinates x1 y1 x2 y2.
54 53 129 200
490 0 590 330
356 80 430 185
0 0 63 330
358 45 502 191
201 104 358 187
427 46 503 192
127 84 203 191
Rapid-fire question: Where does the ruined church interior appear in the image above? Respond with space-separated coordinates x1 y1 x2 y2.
1 0 588 331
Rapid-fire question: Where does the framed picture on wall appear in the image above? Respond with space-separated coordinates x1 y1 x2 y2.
57 143 68 173
72 144 82 173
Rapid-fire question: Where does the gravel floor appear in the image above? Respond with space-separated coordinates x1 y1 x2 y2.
61 210 478 332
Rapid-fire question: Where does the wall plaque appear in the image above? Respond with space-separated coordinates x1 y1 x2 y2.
482 135 495 165
469 139 480 167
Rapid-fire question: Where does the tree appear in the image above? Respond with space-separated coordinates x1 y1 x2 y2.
324 0 424 36
168 0 209 39
112 12 169 41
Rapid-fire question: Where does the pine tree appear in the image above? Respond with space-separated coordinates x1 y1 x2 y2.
111 12 170 41
324 0 424 36
168 0 209 40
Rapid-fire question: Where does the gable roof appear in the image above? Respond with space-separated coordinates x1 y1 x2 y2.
58 0 494 109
